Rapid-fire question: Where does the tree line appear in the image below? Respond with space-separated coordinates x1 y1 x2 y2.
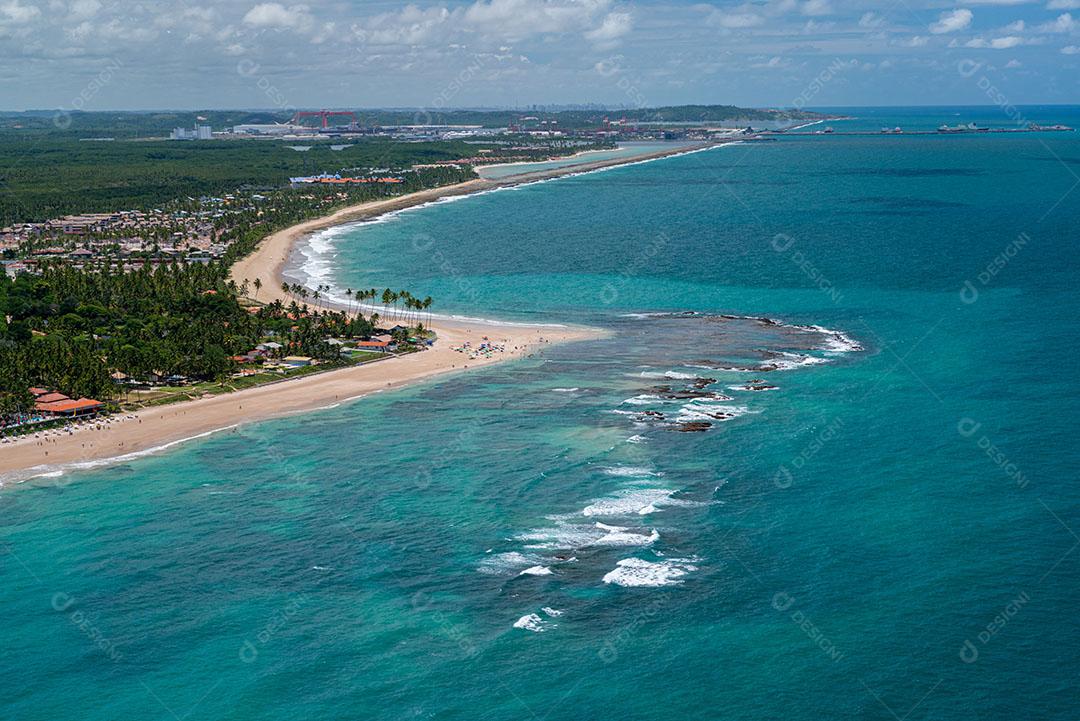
0 261 428 423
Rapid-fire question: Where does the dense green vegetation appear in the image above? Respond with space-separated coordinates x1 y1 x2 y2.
0 136 484 224
0 161 463 420
0 262 416 421
0 131 612 224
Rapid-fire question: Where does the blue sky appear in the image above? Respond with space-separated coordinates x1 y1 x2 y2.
1 0 1078 110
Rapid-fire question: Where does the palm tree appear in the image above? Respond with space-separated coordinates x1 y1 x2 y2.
356 289 369 320
381 288 394 322
253 278 262 301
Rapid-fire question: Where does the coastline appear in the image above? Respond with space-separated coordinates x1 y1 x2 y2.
0 140 724 485
231 138 727 304
473 140 703 178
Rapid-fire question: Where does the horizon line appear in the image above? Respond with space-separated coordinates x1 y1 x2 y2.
3 103 1080 114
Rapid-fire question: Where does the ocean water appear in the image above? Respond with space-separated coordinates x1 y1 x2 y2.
476 141 688 179
3 107 1080 719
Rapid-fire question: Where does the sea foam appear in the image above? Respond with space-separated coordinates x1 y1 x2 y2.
582 488 704 517
519 565 554 576
602 557 699 587
602 465 661 477
478 551 541 575
515 520 659 549
513 613 548 632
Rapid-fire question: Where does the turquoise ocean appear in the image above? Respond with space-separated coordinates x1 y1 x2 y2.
3 107 1079 719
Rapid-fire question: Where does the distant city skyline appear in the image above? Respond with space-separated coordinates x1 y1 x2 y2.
2 0 1079 111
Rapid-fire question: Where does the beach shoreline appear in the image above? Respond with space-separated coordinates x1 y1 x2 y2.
232 138 726 303
0 140 725 485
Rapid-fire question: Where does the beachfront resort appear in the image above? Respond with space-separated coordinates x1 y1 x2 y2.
0 252 434 438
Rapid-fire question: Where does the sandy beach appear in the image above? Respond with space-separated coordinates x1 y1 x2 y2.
0 140 722 484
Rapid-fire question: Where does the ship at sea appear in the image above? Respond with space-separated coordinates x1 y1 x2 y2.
1029 123 1075 132
938 122 989 133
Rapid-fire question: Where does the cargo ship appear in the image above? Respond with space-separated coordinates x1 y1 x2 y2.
937 122 989 133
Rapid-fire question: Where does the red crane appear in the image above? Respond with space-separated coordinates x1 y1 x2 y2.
291 109 357 129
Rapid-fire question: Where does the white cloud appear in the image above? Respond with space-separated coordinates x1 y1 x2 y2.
68 0 101 22
354 6 451 46
1 0 41 24
1035 12 1076 31
899 35 929 46
801 0 831 16
709 11 764 28
155 7 218 34
354 0 623 48
750 55 788 68
463 0 610 36
1062 44 1080 52
67 16 158 42
1004 58 1022 66
965 35 1023 48
584 11 632 44
802 18 833 31
930 8 973 34
858 12 885 29
1003 19 1025 32
991 37 1022 48
242 3 314 32
1048 0 1080 9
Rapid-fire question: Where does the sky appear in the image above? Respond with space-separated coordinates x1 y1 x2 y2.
1 0 1078 111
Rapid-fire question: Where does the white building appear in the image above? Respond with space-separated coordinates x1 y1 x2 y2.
232 123 304 136
171 124 212 140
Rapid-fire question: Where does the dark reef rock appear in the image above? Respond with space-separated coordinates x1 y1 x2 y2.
674 422 712 432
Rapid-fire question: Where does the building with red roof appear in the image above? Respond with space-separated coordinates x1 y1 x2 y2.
355 340 392 352
34 392 71 406
36 398 104 417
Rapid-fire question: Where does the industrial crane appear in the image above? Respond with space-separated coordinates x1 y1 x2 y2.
291 110 358 130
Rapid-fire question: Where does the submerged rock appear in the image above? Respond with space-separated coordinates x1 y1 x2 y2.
674 422 712 432
666 390 714 399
